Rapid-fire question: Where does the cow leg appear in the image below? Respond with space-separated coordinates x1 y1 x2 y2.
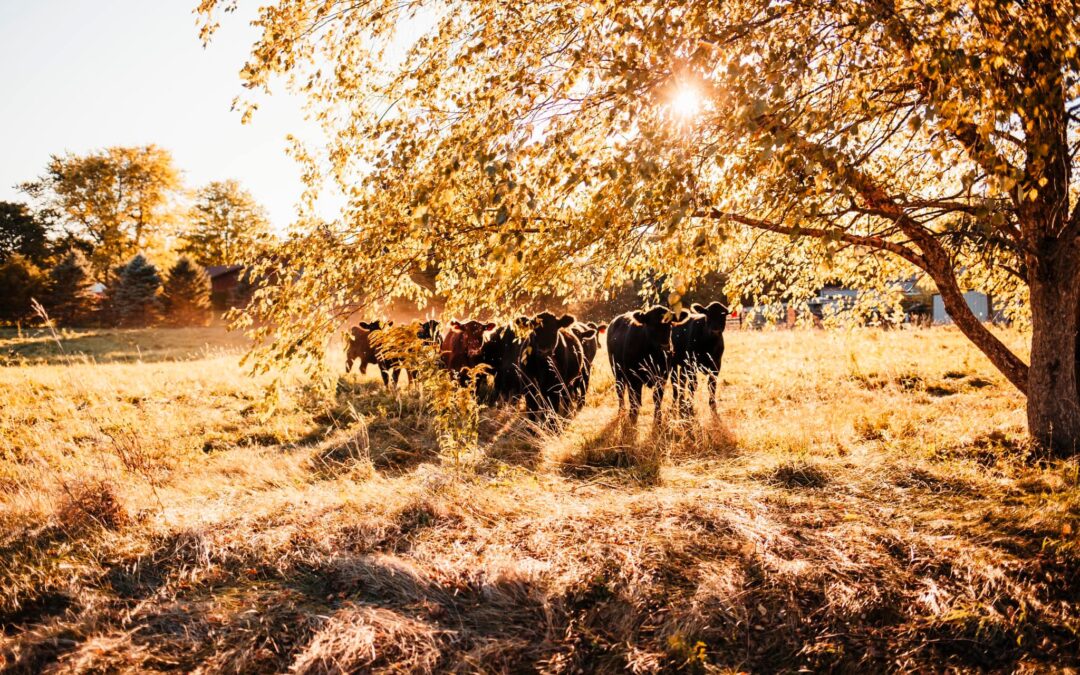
707 371 719 413
682 371 698 418
380 368 391 388
615 377 627 413
393 368 404 388
652 379 665 427
345 357 353 373
627 380 643 425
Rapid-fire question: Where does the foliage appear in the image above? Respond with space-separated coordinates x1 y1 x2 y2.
0 255 46 325
44 250 98 327
372 324 482 463
106 254 163 327
19 145 183 280
199 0 1080 451
182 179 274 266
162 257 213 326
0 201 50 266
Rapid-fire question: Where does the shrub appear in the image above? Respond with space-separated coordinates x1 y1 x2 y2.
162 257 212 326
0 254 45 325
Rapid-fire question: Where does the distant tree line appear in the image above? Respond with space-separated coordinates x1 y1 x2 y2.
0 144 274 328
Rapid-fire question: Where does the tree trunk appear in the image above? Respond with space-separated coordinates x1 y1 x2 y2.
1026 249 1080 456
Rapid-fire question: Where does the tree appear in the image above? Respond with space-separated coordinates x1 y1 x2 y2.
162 257 213 326
182 179 272 266
199 2 1080 455
45 250 98 327
0 255 46 325
20 145 183 280
0 202 50 266
107 254 162 327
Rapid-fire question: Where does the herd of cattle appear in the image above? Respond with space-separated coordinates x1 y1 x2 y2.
346 302 730 424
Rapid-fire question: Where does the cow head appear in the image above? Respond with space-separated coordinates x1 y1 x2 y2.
691 302 729 333
358 320 392 333
632 305 677 350
450 320 496 359
524 312 576 357
417 319 441 344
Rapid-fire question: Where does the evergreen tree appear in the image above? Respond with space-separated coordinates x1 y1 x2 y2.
162 257 212 326
108 254 162 327
45 250 98 326
0 255 46 325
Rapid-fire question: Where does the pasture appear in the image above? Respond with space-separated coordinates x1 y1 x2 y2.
1 325 1078 672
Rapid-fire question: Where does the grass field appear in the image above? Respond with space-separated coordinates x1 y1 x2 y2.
1 324 1078 673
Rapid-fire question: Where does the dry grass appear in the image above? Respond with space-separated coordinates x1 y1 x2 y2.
1 325 1078 673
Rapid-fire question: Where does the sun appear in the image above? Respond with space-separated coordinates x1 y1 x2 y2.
670 84 702 119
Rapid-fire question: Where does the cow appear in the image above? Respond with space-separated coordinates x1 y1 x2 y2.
347 320 405 388
518 312 589 423
606 306 678 425
345 324 375 374
417 319 441 346
571 321 606 395
479 322 526 404
405 319 442 383
670 302 729 416
441 320 496 384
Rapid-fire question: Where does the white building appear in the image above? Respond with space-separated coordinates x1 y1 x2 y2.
932 292 991 324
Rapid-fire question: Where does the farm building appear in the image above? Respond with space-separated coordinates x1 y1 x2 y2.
932 291 992 324
205 265 249 311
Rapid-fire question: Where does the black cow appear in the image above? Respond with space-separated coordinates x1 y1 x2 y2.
670 302 729 416
406 319 442 382
607 306 677 424
519 312 588 422
479 322 527 404
417 319 441 346
571 321 606 396
354 320 405 388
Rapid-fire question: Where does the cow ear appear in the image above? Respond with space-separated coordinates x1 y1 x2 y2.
578 328 596 340
677 310 690 322
386 320 394 327
484 322 496 331
691 303 705 313
631 311 646 323
357 322 372 330
558 314 576 328
597 323 607 334
451 320 462 329
515 316 530 329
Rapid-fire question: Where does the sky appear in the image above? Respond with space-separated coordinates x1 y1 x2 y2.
0 0 319 230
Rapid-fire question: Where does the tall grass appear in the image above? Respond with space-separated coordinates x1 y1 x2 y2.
1 324 1077 672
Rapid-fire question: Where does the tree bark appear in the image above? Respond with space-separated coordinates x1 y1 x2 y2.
1025 241 1080 456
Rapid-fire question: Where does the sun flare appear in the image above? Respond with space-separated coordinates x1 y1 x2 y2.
670 84 702 119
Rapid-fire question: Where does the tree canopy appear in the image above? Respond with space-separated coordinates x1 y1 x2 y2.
0 202 50 266
20 145 183 280
199 0 1080 453
182 179 273 267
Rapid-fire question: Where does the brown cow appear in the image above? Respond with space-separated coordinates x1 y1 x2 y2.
345 324 376 374
346 320 404 388
441 319 495 384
